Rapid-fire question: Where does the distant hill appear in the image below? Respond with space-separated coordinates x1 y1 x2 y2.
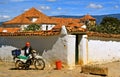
0 22 3 24
0 22 4 26
52 13 120 24
0 14 120 25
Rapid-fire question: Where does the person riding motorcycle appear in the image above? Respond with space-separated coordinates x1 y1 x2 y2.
21 42 33 57
13 42 45 70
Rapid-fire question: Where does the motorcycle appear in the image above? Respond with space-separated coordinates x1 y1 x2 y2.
11 49 45 70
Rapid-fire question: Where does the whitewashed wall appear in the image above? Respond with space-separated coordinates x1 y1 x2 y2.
0 34 76 66
66 35 76 66
78 35 88 65
20 24 55 31
41 24 55 30
88 37 120 64
1 33 119 66
42 35 76 66
20 24 29 30
0 36 58 62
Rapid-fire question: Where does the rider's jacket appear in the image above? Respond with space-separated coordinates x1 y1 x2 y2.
21 46 33 56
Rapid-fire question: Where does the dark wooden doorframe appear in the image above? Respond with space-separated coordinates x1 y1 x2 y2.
75 35 79 64
75 34 83 65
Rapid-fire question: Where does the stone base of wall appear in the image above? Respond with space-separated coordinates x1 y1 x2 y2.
81 65 108 76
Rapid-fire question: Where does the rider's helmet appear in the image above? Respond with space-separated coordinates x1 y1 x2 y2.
26 42 30 47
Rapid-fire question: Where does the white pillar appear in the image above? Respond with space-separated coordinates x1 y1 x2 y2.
81 35 88 65
67 35 76 67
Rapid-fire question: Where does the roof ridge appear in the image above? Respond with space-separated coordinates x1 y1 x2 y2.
23 7 47 18
81 14 96 20
3 7 48 24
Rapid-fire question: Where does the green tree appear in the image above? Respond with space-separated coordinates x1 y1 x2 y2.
100 17 120 34
24 24 40 31
88 17 120 34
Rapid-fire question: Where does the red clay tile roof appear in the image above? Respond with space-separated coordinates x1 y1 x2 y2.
0 27 20 33
3 8 80 25
0 30 60 36
80 14 96 21
66 23 86 32
87 31 120 39
51 17 81 31
2 7 86 34
3 14 31 24
3 7 49 24
23 7 47 18
51 17 80 25
35 17 57 24
52 22 86 33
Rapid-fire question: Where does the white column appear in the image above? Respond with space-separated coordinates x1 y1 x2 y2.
67 35 76 67
81 35 88 65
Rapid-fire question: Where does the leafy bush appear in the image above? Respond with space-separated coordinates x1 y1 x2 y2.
24 24 40 31
88 17 120 34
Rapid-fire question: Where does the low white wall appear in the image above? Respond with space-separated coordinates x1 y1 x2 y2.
0 36 61 63
0 46 16 61
88 37 120 64
42 35 68 65
0 34 76 66
42 35 76 66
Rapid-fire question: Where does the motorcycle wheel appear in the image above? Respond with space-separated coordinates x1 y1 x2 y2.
15 60 23 70
25 59 31 70
34 58 45 70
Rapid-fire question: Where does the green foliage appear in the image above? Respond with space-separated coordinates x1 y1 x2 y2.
24 24 40 31
100 17 120 26
88 17 120 34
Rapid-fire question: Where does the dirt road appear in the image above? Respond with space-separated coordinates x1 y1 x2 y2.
0 61 120 77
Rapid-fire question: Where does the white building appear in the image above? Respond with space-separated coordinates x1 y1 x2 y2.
0 7 87 67
1 7 119 68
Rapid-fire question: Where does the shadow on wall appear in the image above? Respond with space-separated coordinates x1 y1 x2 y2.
0 36 59 56
0 44 2 47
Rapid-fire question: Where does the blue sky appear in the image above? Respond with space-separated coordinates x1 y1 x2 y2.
0 0 120 21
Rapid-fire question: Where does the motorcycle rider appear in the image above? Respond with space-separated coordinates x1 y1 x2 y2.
13 42 45 70
21 42 33 57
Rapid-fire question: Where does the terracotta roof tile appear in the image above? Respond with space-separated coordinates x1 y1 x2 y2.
3 7 48 24
0 28 20 33
23 7 47 17
51 17 82 31
52 22 86 33
35 17 57 24
87 31 120 38
66 22 86 32
66 27 86 32
4 14 32 24
80 14 96 21
0 31 60 36
2 7 87 34
51 17 80 25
